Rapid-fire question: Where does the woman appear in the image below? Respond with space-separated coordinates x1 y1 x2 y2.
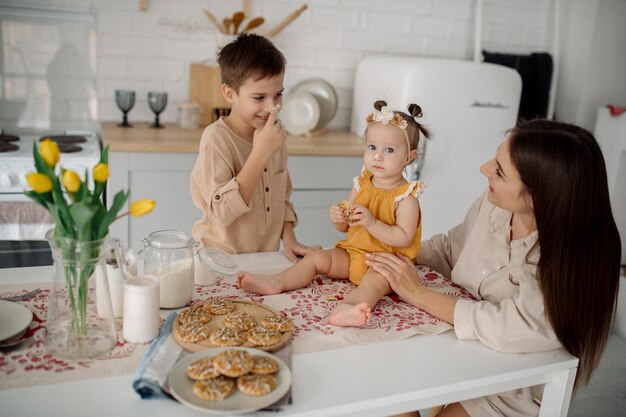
366 120 621 417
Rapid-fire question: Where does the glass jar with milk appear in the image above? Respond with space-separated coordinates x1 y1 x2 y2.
140 230 195 309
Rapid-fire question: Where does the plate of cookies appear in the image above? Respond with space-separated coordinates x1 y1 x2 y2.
168 347 291 414
173 298 294 353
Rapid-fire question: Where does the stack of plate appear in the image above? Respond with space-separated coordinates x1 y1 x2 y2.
281 79 338 136
0 300 32 347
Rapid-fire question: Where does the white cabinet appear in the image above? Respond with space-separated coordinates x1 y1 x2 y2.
288 156 362 248
108 152 362 252
108 152 200 251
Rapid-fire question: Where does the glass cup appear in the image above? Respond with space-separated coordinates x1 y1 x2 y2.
115 90 135 127
148 91 168 128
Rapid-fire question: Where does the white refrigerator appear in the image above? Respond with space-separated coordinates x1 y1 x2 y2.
351 55 522 239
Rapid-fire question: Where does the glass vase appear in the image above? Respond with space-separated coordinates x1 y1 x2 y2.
44 230 117 359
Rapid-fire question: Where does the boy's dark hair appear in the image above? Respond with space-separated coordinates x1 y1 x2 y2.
217 33 286 92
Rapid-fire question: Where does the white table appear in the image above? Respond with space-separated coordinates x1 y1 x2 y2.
0 253 578 417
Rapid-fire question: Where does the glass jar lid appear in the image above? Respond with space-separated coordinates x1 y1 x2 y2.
144 230 194 249
197 247 238 275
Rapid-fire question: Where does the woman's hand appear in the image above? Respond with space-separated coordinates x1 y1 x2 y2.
350 204 376 229
365 252 423 305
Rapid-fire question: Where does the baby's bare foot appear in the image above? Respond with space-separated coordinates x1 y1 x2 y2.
327 302 372 327
237 271 282 295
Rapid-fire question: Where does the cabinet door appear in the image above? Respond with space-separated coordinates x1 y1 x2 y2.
291 190 348 248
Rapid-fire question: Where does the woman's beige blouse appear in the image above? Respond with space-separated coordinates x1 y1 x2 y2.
417 192 561 353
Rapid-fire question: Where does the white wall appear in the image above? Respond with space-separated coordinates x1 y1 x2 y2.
1 0 557 130
554 0 626 130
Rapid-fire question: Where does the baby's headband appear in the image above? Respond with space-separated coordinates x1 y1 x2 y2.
365 106 411 153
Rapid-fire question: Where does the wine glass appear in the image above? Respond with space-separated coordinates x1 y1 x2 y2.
115 90 135 127
148 91 168 128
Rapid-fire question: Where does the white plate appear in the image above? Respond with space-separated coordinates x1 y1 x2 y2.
282 91 321 136
168 347 292 414
291 79 338 129
0 300 33 342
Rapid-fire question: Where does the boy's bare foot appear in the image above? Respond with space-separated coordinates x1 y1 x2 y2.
237 271 282 295
327 302 372 327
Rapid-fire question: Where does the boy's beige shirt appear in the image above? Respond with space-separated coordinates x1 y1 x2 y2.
190 118 297 253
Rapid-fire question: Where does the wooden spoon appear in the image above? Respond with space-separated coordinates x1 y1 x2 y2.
223 18 232 34
231 11 245 35
242 17 265 33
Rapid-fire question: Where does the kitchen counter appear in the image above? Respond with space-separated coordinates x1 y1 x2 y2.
100 122 363 156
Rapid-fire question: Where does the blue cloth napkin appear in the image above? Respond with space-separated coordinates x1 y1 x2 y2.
132 312 182 399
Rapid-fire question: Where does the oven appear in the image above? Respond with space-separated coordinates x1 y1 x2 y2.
0 129 102 268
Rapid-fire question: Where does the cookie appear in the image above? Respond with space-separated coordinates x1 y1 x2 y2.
214 349 254 377
237 374 278 396
178 305 212 326
179 324 212 343
250 355 279 374
187 356 220 380
192 376 236 400
247 327 282 347
223 311 258 332
261 314 294 333
207 299 236 315
209 327 246 346
338 200 356 223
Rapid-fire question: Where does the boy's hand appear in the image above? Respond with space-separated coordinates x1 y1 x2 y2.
252 105 286 159
284 240 321 263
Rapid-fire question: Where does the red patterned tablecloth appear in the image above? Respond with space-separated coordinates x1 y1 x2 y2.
0 265 474 390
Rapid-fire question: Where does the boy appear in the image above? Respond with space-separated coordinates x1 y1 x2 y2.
190 34 314 261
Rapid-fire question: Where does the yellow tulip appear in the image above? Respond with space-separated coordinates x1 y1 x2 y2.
62 170 82 193
26 172 53 193
40 139 60 168
93 163 109 183
129 199 155 217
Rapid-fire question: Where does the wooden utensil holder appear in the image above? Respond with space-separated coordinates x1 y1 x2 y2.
189 63 231 126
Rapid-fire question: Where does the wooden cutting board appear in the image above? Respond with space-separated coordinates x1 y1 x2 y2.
173 299 292 353
189 63 231 125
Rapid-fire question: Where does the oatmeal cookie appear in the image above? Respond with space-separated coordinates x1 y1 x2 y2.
250 355 279 374
214 349 254 377
247 327 282 347
338 200 356 223
223 311 258 332
192 376 236 400
179 323 212 343
178 305 212 326
260 314 294 333
206 299 236 315
187 356 220 380
209 327 246 346
237 374 278 396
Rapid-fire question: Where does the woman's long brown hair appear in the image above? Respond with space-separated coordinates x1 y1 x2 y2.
509 119 621 390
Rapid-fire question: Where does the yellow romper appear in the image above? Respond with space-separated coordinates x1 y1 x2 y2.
336 169 426 285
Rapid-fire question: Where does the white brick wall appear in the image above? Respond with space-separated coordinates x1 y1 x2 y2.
5 0 556 130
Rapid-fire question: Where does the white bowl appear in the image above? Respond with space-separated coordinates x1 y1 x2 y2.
281 91 321 136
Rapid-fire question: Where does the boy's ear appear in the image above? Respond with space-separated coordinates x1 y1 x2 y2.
222 83 235 103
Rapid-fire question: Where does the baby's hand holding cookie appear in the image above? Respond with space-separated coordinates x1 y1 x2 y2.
329 204 347 224
337 200 357 224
